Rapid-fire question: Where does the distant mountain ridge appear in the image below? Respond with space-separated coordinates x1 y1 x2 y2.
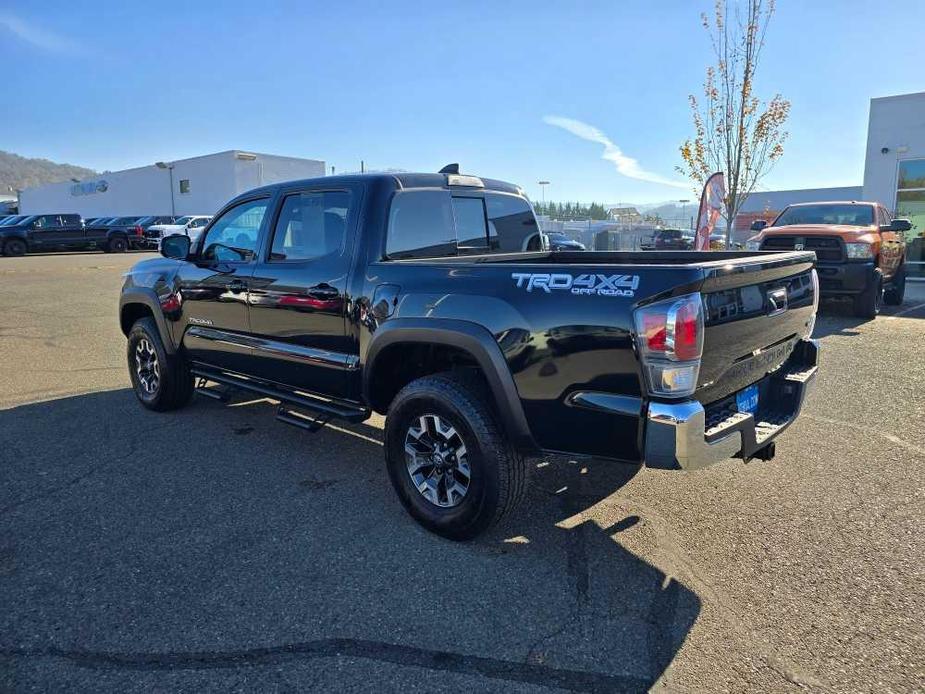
0 150 97 192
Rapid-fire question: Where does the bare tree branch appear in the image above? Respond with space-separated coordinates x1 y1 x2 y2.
677 0 789 246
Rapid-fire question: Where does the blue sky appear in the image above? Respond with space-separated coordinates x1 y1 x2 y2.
2 0 923 203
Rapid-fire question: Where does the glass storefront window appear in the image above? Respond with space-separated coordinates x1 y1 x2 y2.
896 159 925 278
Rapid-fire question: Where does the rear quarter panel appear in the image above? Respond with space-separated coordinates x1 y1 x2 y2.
361 260 704 460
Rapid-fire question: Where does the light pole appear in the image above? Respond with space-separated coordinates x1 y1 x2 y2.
679 199 692 229
155 161 176 216
537 180 550 207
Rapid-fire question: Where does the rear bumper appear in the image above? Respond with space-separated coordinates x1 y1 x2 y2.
816 261 874 295
643 338 819 471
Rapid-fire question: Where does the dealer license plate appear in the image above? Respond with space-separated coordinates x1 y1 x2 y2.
736 384 759 415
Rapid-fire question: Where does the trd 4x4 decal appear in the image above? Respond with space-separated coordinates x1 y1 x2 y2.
511 272 639 297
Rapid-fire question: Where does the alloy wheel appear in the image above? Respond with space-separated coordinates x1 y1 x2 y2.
135 338 160 394
404 414 471 508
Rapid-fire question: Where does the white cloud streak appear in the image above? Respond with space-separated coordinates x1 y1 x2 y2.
0 13 80 53
544 115 688 189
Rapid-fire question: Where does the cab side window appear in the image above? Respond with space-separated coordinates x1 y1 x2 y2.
200 199 268 263
270 191 351 262
33 215 60 229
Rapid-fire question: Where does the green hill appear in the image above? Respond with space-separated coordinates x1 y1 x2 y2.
0 150 97 192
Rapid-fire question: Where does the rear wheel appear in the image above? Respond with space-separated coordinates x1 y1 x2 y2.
108 235 128 253
3 238 27 257
384 372 527 540
127 317 193 411
853 268 883 319
884 265 906 306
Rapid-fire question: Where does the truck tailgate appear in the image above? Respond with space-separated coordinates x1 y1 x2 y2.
696 252 817 404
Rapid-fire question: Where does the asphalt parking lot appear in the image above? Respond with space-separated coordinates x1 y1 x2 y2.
1 251 923 693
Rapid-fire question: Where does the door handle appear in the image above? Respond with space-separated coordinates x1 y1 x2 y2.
226 279 247 293
308 283 339 299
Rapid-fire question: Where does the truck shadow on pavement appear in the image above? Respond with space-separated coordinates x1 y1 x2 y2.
0 388 700 692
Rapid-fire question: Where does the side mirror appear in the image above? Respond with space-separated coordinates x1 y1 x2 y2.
161 233 191 260
750 219 768 232
890 219 912 233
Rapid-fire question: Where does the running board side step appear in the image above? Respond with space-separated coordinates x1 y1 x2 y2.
190 367 369 432
195 376 233 402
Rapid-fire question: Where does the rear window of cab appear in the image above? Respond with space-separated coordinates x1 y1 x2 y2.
385 190 542 259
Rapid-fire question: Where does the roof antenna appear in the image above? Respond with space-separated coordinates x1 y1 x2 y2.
439 163 460 174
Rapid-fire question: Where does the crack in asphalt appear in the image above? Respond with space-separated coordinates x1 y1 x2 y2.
0 639 648 693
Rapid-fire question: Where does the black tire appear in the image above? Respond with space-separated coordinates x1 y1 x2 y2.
884 265 906 306
384 372 527 540
3 238 27 257
853 268 883 319
108 235 128 253
127 317 194 411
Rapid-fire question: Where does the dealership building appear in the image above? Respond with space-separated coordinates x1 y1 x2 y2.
19 150 326 218
736 90 925 276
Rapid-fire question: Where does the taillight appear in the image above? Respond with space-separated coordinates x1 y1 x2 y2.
134 225 143 236
634 293 704 398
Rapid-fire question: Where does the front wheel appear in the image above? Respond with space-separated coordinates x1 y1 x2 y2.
853 269 883 319
884 265 906 306
384 372 527 540
127 317 193 411
3 238 27 257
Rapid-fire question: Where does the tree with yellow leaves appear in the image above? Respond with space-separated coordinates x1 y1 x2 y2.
678 0 790 245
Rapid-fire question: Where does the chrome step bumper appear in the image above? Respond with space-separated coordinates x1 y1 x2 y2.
644 339 819 471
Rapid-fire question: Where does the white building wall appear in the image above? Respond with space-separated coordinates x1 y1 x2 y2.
19 150 326 217
738 186 864 214
863 92 925 212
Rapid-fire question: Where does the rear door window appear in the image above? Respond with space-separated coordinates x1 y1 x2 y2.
269 190 351 261
486 193 542 252
386 191 456 259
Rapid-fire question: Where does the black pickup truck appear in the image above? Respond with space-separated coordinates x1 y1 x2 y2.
0 214 139 255
119 168 820 539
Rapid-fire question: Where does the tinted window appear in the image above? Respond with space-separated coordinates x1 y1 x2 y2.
486 193 541 252
386 191 456 259
270 191 351 262
33 215 59 228
201 199 268 262
452 197 488 252
190 217 209 227
61 214 80 225
774 204 874 227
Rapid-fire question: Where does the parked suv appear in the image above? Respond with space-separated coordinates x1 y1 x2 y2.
746 201 910 317
642 228 694 250
120 169 819 539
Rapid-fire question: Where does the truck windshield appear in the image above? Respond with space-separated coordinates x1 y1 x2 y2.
173 216 193 225
774 204 874 227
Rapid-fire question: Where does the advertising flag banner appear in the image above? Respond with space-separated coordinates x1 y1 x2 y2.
694 172 726 250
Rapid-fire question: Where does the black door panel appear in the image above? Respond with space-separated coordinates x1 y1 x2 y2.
246 187 360 398
176 197 271 373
